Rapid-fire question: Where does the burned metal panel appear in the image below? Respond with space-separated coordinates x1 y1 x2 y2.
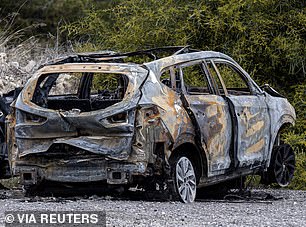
129 105 172 175
0 89 22 177
6 109 17 173
227 95 271 167
15 154 146 184
39 161 143 183
13 63 148 161
17 136 133 160
53 136 133 160
144 51 232 74
264 93 296 167
185 95 232 176
139 70 195 157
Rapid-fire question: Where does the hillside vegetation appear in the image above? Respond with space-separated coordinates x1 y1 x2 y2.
0 0 305 189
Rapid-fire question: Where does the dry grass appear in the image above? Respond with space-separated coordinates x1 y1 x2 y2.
0 15 74 95
0 177 20 189
0 16 73 190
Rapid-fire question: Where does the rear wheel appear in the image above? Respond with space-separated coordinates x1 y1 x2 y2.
171 156 197 203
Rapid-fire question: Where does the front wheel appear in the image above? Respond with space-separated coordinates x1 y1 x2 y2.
171 156 197 203
273 144 295 187
262 144 295 187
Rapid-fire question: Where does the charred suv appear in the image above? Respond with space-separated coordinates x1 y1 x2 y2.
3 47 296 202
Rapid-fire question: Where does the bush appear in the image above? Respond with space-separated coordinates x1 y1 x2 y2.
289 152 306 190
64 0 306 88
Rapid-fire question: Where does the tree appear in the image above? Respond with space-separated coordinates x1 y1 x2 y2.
0 0 92 39
65 0 306 88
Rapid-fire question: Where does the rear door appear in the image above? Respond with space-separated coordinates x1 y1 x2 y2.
178 61 232 176
207 59 270 168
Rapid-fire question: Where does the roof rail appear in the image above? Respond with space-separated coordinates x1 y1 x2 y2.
42 46 200 67
172 45 191 55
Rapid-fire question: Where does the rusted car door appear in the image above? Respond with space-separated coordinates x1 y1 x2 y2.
208 59 271 168
178 61 233 176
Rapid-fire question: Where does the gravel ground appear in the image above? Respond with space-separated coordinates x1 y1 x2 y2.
0 189 305 227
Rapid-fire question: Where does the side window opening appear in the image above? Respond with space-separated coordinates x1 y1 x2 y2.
32 72 128 112
181 63 211 95
214 62 251 95
160 67 180 92
160 69 172 88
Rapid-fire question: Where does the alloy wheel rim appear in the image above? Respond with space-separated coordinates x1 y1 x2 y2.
175 157 196 203
274 145 295 187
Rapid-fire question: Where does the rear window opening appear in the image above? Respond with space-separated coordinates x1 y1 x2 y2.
32 72 129 112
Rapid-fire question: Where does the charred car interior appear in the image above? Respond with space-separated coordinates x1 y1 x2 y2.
32 72 129 112
0 46 296 203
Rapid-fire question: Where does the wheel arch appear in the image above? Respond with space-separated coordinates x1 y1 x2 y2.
169 142 207 183
266 115 295 168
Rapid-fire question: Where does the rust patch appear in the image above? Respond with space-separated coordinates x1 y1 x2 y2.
245 120 265 138
246 138 265 154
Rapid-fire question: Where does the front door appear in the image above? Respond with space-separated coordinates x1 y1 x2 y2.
208 60 270 168
226 95 270 167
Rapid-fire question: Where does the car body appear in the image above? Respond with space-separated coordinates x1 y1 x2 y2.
2 47 296 202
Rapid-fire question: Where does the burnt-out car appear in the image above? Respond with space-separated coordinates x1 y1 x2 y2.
0 88 22 179
4 47 296 202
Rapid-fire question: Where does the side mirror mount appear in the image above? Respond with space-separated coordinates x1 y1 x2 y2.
260 84 284 98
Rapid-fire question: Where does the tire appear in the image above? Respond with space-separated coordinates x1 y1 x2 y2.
170 155 197 203
263 144 295 187
273 144 295 187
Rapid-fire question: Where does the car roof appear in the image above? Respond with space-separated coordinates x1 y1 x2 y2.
40 46 236 68
144 50 236 73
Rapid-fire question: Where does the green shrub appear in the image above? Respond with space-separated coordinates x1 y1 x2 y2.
289 152 306 190
0 177 19 189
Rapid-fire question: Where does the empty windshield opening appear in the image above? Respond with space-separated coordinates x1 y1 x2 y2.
32 72 129 112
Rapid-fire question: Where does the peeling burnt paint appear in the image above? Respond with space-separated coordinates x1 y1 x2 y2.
2 47 295 196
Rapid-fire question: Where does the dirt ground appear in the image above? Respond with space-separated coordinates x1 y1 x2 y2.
0 188 305 227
